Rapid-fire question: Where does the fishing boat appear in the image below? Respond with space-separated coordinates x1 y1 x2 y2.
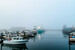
31 29 37 35
37 26 45 33
3 36 28 44
20 30 35 37
70 32 75 41
31 26 37 35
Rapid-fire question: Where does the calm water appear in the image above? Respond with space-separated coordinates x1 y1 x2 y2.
0 31 75 50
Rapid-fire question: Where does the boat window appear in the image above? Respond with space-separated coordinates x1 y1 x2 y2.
70 34 73 36
70 34 75 37
74 35 75 36
20 38 23 40
17 38 19 40
14 38 16 40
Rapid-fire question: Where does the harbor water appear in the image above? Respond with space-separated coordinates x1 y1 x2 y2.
0 31 75 50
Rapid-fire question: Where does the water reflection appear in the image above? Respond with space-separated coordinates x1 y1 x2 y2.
62 33 69 38
37 34 42 40
0 44 2 50
37 31 44 40
64 31 75 50
0 43 28 50
68 42 75 50
28 36 36 42
62 31 71 50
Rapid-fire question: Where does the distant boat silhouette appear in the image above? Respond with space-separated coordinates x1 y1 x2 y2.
62 25 75 34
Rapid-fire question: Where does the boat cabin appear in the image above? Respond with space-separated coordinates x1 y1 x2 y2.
7 36 24 41
12 37 24 40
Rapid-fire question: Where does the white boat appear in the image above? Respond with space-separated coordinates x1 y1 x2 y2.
31 30 37 35
70 32 75 41
3 36 28 44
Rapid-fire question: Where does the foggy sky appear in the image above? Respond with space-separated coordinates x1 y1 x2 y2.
0 0 75 29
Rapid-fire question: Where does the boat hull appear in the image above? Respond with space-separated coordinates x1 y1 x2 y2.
3 40 28 44
70 38 75 41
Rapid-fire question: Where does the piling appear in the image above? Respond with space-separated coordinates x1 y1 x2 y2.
0 33 3 43
69 33 70 44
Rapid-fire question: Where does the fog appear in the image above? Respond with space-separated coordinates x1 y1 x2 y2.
0 0 75 29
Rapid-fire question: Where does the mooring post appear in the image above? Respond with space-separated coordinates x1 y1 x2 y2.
0 32 3 43
69 33 70 44
1 32 3 43
69 33 70 50
1 44 2 50
24 32 26 38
